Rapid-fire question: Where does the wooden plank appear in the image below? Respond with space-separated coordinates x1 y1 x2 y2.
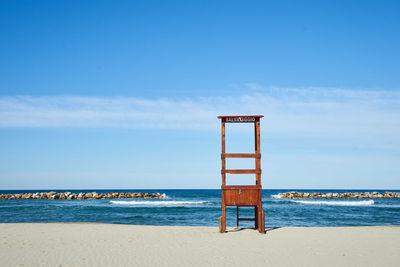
217 115 264 124
238 218 255 221
223 189 261 206
221 153 261 159
222 169 261 174
221 185 261 190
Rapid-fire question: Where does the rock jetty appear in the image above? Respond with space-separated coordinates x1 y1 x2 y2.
277 191 400 199
0 192 165 200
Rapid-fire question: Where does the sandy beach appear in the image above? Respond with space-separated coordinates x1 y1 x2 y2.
0 223 399 267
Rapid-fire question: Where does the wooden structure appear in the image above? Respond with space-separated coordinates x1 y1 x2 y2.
218 115 265 234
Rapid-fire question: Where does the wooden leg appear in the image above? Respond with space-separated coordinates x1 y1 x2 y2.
254 206 258 229
236 206 239 229
259 208 265 234
220 204 226 233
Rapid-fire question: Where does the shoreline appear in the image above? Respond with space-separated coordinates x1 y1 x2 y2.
3 221 400 227
1 223 399 266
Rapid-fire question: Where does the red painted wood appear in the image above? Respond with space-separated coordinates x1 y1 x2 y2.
221 185 261 190
219 115 265 234
221 169 261 174
221 153 261 159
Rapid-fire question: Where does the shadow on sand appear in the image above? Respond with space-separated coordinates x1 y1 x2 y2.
225 227 280 234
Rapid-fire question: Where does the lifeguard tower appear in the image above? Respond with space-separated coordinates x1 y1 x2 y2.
218 115 265 233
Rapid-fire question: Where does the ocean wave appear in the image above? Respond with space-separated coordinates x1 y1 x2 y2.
157 193 169 199
291 199 374 206
271 194 282 199
109 200 208 207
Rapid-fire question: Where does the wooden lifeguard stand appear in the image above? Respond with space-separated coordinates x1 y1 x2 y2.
218 115 265 234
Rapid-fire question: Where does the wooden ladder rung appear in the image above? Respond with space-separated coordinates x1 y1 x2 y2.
221 169 261 174
221 153 261 159
238 218 255 221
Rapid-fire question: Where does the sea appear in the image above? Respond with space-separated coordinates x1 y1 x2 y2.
1 189 399 227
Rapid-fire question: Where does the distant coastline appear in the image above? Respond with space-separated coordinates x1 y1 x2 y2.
0 191 165 200
277 191 400 199
2 190 400 200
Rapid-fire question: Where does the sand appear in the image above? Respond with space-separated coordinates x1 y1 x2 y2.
0 223 399 267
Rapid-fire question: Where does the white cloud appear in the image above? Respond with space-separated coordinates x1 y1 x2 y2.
1 86 400 149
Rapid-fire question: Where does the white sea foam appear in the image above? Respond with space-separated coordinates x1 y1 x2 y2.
157 193 169 199
271 194 283 199
110 200 207 207
291 199 375 206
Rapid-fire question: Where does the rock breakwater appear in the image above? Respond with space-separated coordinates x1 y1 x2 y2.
277 191 400 199
0 192 165 200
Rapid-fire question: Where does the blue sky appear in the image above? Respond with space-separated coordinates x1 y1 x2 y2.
0 0 399 189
